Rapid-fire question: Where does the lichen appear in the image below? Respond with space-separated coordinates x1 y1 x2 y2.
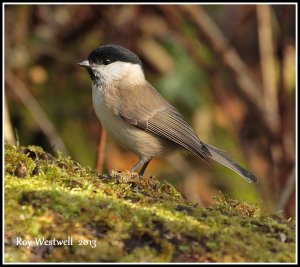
4 144 295 263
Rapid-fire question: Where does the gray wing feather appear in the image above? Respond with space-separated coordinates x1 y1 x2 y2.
117 82 210 160
146 109 211 160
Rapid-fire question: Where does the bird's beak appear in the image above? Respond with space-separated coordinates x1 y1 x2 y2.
77 60 90 69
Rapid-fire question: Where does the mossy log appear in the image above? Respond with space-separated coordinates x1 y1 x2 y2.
4 144 295 263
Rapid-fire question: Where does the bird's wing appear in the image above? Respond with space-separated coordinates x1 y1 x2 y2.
116 82 211 160
114 81 257 183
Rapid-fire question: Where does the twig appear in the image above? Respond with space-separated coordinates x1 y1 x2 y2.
275 166 295 212
4 95 15 145
257 5 280 131
95 128 107 173
5 71 69 155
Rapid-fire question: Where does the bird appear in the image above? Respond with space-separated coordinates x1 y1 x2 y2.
77 44 257 183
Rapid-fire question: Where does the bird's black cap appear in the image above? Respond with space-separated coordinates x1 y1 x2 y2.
88 44 143 66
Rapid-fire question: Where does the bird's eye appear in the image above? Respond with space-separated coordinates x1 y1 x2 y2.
103 58 111 65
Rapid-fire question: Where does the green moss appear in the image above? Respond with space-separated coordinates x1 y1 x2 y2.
4 144 295 263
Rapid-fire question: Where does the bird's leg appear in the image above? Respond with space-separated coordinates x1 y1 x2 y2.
138 159 152 176
130 158 152 177
130 160 144 172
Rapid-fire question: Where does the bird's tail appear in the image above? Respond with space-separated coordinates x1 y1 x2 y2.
205 144 257 183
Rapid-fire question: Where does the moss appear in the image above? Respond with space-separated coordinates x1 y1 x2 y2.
4 144 295 263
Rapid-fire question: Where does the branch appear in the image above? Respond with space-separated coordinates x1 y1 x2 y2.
5 71 69 155
275 166 295 212
4 95 15 145
257 5 280 131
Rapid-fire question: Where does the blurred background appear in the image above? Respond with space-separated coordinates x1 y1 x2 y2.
4 4 296 217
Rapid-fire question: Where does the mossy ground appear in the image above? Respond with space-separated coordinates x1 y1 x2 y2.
4 144 295 263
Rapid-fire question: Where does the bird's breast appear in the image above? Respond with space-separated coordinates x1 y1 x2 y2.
91 84 168 159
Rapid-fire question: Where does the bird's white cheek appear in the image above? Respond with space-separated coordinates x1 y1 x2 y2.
106 63 130 80
108 62 144 80
92 62 145 85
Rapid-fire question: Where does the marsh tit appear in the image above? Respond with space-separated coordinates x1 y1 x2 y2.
77 44 257 183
